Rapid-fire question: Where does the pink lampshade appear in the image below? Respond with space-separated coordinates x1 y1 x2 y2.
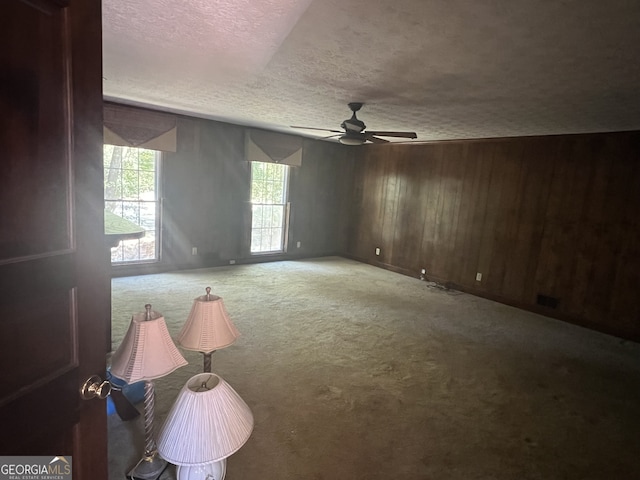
157 373 254 465
177 290 240 354
111 308 187 383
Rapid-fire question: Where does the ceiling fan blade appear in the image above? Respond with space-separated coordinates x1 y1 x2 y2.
290 126 343 133
364 133 390 144
366 131 417 139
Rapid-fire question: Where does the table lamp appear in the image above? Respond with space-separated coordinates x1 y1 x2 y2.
157 372 254 480
111 304 188 480
177 287 240 372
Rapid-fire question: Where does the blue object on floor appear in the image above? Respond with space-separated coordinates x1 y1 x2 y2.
106 368 145 416
107 396 117 416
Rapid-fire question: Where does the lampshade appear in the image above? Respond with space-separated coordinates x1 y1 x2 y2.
177 290 240 354
157 373 254 465
111 308 187 383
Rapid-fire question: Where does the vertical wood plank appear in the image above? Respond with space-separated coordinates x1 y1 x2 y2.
419 145 445 276
391 147 422 271
448 143 475 285
608 135 640 330
582 134 637 326
481 142 524 294
430 144 464 280
460 142 494 286
501 138 554 302
380 147 400 263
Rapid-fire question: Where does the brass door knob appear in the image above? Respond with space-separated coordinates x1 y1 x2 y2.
80 375 111 400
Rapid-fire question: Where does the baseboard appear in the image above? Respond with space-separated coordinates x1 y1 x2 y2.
341 254 639 343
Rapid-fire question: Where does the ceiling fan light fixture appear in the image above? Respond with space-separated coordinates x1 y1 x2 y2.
339 134 365 145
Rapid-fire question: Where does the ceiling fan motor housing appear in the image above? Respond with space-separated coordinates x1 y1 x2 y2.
341 101 366 132
341 118 366 133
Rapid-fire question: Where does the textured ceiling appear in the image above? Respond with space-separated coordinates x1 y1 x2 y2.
103 0 640 143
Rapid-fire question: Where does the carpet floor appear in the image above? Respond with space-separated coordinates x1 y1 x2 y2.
108 256 640 480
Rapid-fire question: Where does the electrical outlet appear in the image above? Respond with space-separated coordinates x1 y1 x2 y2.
476 272 482 282
296 241 301 248
191 247 197 256
421 268 426 275
375 247 381 256
229 260 236 265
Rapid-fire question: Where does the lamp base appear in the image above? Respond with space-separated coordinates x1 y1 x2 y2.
127 451 168 480
176 459 226 480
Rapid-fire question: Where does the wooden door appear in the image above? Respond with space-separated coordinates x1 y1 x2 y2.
0 1 108 479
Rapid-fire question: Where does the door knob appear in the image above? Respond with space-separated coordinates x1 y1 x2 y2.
80 375 111 400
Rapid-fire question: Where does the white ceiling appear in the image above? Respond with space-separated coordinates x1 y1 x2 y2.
102 0 640 143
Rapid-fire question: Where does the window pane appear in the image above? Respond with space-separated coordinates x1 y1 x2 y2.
120 239 140 262
139 231 156 260
264 205 272 228
139 202 156 229
105 177 121 200
251 229 262 251
268 228 282 251
273 182 283 203
111 242 124 263
139 170 155 196
272 206 283 226
252 205 263 228
264 181 273 203
120 201 141 224
139 149 156 171
251 163 265 202
105 200 119 214
122 147 139 170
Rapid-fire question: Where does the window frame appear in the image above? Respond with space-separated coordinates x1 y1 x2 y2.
103 144 163 265
249 161 291 255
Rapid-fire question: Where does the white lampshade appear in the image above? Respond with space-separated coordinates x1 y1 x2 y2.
111 308 187 383
157 373 254 465
177 291 240 354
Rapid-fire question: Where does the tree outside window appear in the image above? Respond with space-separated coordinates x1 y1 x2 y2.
104 145 160 263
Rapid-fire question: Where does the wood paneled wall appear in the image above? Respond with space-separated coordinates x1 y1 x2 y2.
113 114 350 275
345 131 640 340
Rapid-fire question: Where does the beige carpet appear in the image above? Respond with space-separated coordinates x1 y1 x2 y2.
108 256 640 480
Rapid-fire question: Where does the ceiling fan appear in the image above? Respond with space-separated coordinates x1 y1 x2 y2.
291 102 417 145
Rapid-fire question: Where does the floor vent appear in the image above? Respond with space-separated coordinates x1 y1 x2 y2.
536 294 559 309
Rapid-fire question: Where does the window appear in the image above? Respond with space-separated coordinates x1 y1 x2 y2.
104 145 161 264
250 162 289 253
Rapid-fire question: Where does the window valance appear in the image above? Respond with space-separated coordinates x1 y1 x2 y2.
245 129 303 166
104 102 177 152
